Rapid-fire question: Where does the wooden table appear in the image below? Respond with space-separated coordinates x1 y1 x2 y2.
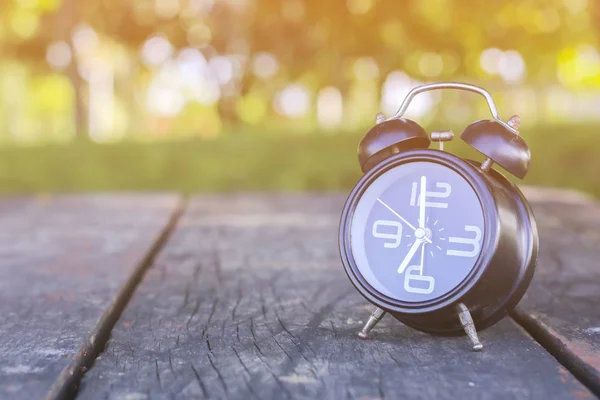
0 190 599 400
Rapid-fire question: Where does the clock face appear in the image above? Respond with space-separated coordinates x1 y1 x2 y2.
350 161 485 303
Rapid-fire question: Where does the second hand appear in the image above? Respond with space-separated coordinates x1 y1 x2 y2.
377 198 432 244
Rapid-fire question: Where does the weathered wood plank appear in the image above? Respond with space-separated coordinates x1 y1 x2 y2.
514 187 600 395
79 193 593 399
0 194 180 399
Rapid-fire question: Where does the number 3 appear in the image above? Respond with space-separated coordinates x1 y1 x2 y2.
372 220 403 248
447 225 482 257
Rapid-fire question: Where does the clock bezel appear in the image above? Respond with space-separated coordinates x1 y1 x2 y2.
339 149 500 314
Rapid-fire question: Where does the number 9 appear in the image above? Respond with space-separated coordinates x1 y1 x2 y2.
372 220 403 248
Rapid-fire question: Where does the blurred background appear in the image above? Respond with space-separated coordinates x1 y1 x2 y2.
1 0 599 195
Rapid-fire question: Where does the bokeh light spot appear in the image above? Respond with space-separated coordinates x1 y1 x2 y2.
379 20 405 50
275 84 311 118
177 48 209 76
418 53 444 78
237 92 268 125
317 87 343 130
10 9 39 39
15 0 37 9
72 24 100 55
37 0 61 11
252 52 279 80
347 0 375 15
282 0 305 22
46 41 72 70
209 56 233 85
133 0 157 25
193 79 221 105
480 48 526 82
156 0 180 19
480 48 503 74
187 23 212 47
184 0 215 15
557 45 600 87
353 57 379 82
141 34 174 68
498 50 526 83
564 0 588 14
381 71 432 118
147 82 185 117
534 8 560 33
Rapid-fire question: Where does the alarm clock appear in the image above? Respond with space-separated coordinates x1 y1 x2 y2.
338 82 538 351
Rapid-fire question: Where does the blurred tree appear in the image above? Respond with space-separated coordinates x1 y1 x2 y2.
205 0 600 121
1 0 599 136
3 0 86 136
54 0 86 137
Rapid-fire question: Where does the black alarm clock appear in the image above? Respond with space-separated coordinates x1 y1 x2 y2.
338 82 538 351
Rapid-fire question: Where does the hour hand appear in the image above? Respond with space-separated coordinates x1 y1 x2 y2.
398 240 422 273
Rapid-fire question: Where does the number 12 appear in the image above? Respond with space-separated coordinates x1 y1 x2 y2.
410 181 451 209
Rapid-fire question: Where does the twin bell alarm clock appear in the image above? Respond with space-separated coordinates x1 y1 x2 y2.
338 82 538 351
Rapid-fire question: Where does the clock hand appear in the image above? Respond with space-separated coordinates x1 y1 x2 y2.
398 239 423 273
377 198 432 244
377 198 416 231
419 175 427 229
420 237 425 271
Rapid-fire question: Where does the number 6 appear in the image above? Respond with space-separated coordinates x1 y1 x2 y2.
404 265 435 294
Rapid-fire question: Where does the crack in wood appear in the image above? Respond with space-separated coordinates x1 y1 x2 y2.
43 196 188 400
154 359 162 391
512 308 600 397
189 363 208 398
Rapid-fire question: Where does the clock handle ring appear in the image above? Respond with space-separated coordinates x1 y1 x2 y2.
386 82 518 135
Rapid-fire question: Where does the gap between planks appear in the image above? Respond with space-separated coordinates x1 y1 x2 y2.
511 309 600 398
44 196 189 400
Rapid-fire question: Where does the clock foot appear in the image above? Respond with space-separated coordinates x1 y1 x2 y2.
457 303 483 351
358 307 386 339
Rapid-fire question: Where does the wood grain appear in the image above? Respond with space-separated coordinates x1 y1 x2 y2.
78 193 593 400
0 194 180 400
515 187 600 396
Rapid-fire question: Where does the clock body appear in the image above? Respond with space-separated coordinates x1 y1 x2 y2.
339 149 538 335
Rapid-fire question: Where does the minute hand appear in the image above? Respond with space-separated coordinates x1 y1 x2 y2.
398 239 423 274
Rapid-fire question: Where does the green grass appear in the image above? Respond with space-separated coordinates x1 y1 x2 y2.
0 124 597 196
